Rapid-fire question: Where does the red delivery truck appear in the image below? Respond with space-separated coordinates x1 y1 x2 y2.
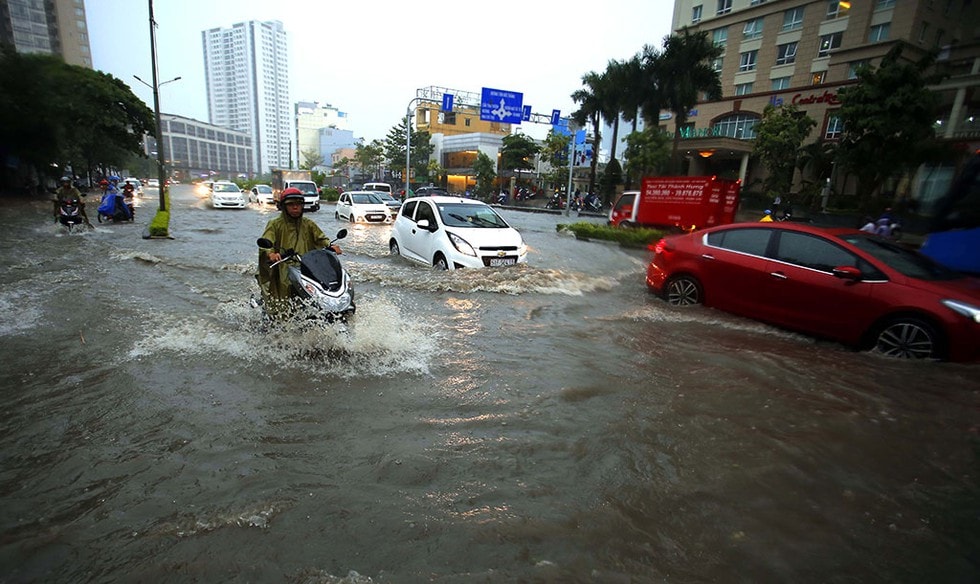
609 176 741 230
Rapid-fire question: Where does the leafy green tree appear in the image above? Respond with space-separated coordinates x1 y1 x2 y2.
500 133 540 175
355 140 385 181
650 29 722 173
837 44 945 211
384 118 433 187
473 151 497 201
751 104 816 202
623 128 672 181
300 148 324 170
540 130 571 189
571 70 606 196
0 47 154 189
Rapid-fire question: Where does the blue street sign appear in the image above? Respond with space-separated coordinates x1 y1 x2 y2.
574 129 586 145
480 87 524 124
551 109 561 125
522 105 531 122
442 94 454 112
553 118 570 136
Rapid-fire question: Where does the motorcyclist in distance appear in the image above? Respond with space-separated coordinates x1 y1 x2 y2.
53 176 91 227
257 188 342 310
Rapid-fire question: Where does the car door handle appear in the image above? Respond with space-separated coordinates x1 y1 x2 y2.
701 254 715 260
769 271 788 280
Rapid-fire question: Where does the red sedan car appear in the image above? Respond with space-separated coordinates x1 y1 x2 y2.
646 222 980 361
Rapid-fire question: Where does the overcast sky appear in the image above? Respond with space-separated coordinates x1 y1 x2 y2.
87 0 675 143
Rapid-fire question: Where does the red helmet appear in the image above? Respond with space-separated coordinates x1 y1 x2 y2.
280 188 305 204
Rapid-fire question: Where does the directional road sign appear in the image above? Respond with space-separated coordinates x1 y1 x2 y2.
442 93 454 112
480 87 524 124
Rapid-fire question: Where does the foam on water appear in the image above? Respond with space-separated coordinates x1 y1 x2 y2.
131 294 440 379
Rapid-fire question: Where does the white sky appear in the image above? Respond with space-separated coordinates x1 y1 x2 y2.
87 0 675 143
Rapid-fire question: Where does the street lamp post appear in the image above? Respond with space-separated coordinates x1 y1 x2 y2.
145 0 174 213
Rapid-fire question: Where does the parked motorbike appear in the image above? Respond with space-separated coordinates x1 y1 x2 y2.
583 194 603 213
545 193 566 210
254 230 354 322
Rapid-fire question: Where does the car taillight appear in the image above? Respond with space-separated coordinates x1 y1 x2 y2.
650 238 669 254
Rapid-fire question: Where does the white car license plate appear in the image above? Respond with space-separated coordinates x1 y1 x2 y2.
489 257 516 267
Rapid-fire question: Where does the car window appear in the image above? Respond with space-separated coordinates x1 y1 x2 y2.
401 200 418 219
706 228 770 256
214 183 238 192
614 193 636 211
352 194 376 204
773 231 862 273
416 201 436 225
842 233 958 281
256 185 272 193
437 203 508 228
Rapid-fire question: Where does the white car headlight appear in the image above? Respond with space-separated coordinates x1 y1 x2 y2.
448 232 476 257
942 299 980 323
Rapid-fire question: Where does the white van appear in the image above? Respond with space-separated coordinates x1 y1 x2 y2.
362 182 393 196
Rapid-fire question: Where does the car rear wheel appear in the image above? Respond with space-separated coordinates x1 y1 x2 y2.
433 254 449 270
665 275 702 306
389 240 400 256
872 317 942 360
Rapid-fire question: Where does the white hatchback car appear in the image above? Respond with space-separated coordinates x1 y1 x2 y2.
390 196 527 270
335 191 393 224
249 184 274 205
210 181 247 209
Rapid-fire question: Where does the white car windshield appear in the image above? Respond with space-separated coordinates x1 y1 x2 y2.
438 203 508 228
352 193 382 204
214 184 239 192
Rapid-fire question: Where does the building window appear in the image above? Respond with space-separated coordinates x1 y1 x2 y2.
825 114 844 139
692 5 703 23
869 23 890 42
713 114 759 139
713 27 728 47
717 0 732 15
750 0 767 5
818 32 842 57
771 76 792 90
847 60 869 79
826 0 849 19
782 7 805 31
776 42 798 65
876 0 896 9
712 57 724 72
743 18 764 39
812 71 827 85
735 82 754 95
739 50 758 71
919 21 930 43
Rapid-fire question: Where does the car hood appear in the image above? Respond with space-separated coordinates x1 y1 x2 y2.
897 272 980 302
445 225 524 248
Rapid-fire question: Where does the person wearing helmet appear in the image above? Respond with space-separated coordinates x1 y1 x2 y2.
257 187 342 310
53 176 91 227
760 209 774 222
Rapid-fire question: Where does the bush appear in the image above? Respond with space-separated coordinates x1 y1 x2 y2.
320 187 341 202
557 221 666 248
147 188 171 237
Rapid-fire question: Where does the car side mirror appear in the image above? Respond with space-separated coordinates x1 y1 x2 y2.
334 229 348 241
257 237 274 248
832 266 862 281
417 219 432 231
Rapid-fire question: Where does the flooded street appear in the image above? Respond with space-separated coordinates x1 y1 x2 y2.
1 185 978 583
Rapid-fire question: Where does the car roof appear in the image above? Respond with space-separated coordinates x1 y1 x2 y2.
405 195 484 205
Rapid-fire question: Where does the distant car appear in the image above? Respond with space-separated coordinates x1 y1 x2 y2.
372 190 402 214
122 177 143 197
335 191 393 224
146 178 160 189
390 196 528 270
210 181 247 209
362 182 393 197
646 221 980 361
249 184 274 205
415 186 449 197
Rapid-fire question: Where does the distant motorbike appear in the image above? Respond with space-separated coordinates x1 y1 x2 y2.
545 193 565 210
583 195 603 213
97 191 132 223
495 192 508 205
57 198 86 231
254 229 354 323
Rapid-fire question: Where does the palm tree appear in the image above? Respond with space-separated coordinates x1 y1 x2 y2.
650 29 722 174
571 70 607 198
619 52 649 136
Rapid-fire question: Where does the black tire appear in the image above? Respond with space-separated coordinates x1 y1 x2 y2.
433 254 449 270
664 275 702 306
871 317 942 360
389 240 400 256
620 221 634 229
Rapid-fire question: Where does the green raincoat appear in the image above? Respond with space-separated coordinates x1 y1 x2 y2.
257 211 332 309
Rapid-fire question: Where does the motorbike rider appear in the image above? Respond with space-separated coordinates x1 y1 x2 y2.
257 188 342 310
121 180 136 219
52 176 91 227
